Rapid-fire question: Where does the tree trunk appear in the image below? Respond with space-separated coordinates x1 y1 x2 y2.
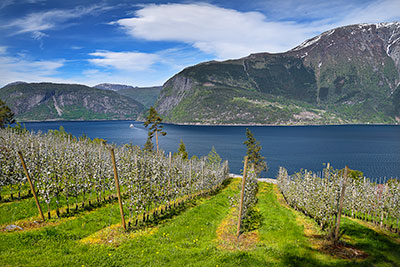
155 130 159 153
47 203 51 219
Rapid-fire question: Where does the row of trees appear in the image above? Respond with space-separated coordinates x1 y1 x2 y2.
277 166 400 240
236 129 267 235
1 101 270 233
0 127 229 221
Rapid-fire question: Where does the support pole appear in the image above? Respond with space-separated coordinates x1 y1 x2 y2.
110 148 126 230
334 165 348 243
18 151 45 221
237 156 249 238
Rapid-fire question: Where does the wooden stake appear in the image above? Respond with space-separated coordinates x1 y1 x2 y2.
381 184 388 227
189 160 192 186
334 165 348 243
18 151 45 221
237 156 249 238
155 130 159 153
110 148 126 230
168 152 172 189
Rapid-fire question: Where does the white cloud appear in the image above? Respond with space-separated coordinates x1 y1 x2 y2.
0 49 172 88
88 50 160 72
115 2 400 59
116 3 314 59
76 69 167 87
3 4 112 39
253 0 356 21
337 0 400 26
0 0 58 10
0 54 65 86
31 31 48 40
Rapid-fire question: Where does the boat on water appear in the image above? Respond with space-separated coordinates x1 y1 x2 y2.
129 124 134 128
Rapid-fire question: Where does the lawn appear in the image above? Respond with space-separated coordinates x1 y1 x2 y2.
1 179 399 266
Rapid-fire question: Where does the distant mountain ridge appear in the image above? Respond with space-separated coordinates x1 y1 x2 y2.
155 22 400 125
0 82 145 121
94 83 136 91
94 83 162 108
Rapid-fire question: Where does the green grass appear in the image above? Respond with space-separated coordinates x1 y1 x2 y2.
0 188 119 225
1 180 399 266
340 218 400 266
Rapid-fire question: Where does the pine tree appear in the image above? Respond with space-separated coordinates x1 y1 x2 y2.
144 134 154 152
177 139 188 160
0 98 15 128
143 106 166 153
207 146 221 166
244 128 267 177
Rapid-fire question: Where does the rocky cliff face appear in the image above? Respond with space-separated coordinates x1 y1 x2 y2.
155 22 400 125
0 83 145 121
157 76 196 114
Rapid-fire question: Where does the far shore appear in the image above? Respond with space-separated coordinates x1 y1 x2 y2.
15 119 400 127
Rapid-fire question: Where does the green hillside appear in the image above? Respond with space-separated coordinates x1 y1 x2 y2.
0 82 145 121
118 86 162 108
155 23 400 125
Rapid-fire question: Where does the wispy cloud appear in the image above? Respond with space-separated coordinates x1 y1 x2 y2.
88 50 160 72
0 48 174 87
0 53 65 86
3 3 113 39
337 0 400 26
0 0 14 10
0 46 7 54
115 1 400 59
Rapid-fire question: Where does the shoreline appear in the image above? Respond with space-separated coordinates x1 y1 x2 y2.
16 119 400 127
162 122 400 127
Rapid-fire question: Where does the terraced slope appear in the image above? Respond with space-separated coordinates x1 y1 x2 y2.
0 181 399 266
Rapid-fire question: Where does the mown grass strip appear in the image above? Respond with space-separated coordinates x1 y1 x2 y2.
0 190 117 225
272 182 400 266
0 178 238 266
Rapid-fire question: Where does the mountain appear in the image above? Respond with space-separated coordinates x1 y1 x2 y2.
94 83 135 91
94 83 162 108
0 82 145 121
117 86 162 108
155 22 400 125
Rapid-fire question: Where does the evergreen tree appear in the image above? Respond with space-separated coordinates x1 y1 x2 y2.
207 146 221 166
177 139 188 160
143 106 166 153
144 134 154 152
244 128 267 177
0 99 15 128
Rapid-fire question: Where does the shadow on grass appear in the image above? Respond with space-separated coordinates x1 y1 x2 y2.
340 218 400 265
0 191 32 204
278 218 400 267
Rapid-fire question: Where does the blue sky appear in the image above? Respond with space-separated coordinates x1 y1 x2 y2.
0 0 399 87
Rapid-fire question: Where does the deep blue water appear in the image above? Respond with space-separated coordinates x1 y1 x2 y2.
21 121 400 180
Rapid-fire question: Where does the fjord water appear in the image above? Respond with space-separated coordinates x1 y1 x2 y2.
22 121 400 180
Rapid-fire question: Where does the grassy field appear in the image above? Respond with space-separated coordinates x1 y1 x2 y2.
1 179 399 266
